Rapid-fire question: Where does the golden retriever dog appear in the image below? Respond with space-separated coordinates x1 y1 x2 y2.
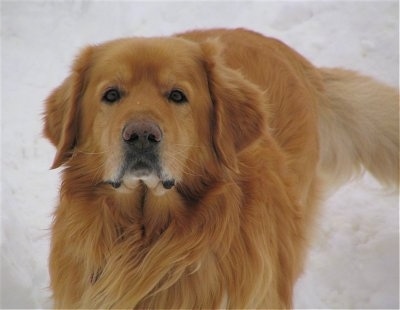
43 28 398 308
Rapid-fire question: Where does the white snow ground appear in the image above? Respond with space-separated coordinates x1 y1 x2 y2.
1 1 398 309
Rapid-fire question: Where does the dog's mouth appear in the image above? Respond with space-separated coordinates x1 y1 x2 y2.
105 157 176 195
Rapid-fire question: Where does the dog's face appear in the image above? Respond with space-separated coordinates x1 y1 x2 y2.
81 38 213 195
44 36 265 196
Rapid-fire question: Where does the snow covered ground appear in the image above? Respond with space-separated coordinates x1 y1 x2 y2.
1 1 398 308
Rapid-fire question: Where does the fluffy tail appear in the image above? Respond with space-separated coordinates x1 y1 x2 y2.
317 68 399 189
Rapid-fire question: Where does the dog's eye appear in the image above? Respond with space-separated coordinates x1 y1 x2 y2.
168 89 187 104
102 88 122 104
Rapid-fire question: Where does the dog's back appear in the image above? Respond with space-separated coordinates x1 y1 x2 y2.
183 28 399 191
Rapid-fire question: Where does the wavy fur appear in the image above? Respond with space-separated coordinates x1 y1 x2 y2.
43 28 398 309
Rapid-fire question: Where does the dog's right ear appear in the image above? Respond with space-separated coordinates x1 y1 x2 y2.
43 46 93 169
200 39 266 173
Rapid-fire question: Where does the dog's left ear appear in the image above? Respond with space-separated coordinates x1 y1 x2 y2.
201 40 266 172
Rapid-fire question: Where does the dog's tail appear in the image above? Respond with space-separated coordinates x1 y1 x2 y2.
317 68 399 189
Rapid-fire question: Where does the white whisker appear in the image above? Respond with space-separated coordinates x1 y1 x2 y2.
163 151 205 178
75 148 108 155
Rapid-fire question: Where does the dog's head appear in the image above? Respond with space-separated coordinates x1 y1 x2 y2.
43 36 265 196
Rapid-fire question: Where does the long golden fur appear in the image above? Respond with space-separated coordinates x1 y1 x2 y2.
43 28 398 308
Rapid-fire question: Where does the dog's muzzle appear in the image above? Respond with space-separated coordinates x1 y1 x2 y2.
105 119 175 192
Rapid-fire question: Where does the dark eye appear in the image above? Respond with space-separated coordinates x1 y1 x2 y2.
102 88 122 104
168 89 187 104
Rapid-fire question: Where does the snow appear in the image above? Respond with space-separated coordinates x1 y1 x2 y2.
1 1 398 308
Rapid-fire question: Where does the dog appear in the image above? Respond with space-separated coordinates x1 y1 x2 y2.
43 28 398 308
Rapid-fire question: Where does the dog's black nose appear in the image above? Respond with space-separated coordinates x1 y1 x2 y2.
122 120 162 150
